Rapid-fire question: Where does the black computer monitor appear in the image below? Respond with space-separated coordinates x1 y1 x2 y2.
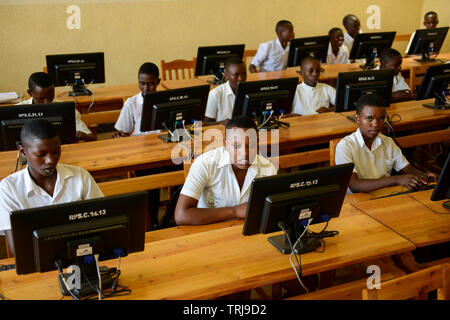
140 85 210 142
232 77 298 129
430 152 450 209
0 102 77 151
243 163 354 254
406 27 449 62
416 63 450 110
46 52 105 96
349 32 396 69
10 192 147 298
194 44 245 83
334 69 395 113
287 35 330 67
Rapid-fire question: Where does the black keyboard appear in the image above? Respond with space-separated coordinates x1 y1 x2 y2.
371 184 435 200
0 264 15 272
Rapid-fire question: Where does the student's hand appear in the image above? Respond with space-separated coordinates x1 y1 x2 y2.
113 131 129 138
232 203 248 219
316 106 333 113
76 131 96 142
249 65 258 73
395 174 426 191
423 171 439 183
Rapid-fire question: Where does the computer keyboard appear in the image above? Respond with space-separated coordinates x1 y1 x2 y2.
370 184 435 200
0 264 15 272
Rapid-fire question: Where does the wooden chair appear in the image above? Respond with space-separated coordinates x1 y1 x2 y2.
0 235 12 259
362 264 450 300
243 49 257 61
43 66 48 74
183 159 192 179
160 58 196 81
394 34 412 42
409 64 431 93
329 138 342 166
80 109 121 139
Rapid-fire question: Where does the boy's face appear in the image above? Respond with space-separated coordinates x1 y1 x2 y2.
423 14 438 29
138 73 160 94
19 136 61 178
330 30 344 49
278 24 295 44
225 63 247 92
28 86 55 104
300 59 320 87
224 127 258 171
355 105 386 140
381 56 402 76
345 18 361 38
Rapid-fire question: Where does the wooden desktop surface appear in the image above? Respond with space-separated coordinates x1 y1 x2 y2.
0 196 415 300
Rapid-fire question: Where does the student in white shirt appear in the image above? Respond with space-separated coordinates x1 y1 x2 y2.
377 48 416 102
174 115 277 225
292 56 336 115
342 14 361 53
326 27 349 65
249 20 295 73
335 93 437 193
405 11 440 54
113 62 161 137
16 72 95 142
0 119 104 255
205 58 247 123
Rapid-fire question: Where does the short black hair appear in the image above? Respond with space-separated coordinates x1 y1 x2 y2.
424 11 438 19
225 57 245 71
138 62 159 78
379 48 402 64
300 55 320 68
328 27 343 37
343 14 359 28
225 115 257 132
28 72 53 91
20 119 59 148
275 20 293 34
355 93 386 114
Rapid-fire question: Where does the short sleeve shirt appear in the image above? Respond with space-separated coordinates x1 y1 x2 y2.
251 39 290 72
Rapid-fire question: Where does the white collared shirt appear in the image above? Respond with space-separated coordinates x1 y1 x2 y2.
251 38 290 72
326 43 349 64
0 163 104 232
335 128 409 180
16 98 92 136
343 31 355 53
291 82 336 115
204 81 235 121
181 147 277 208
373 66 411 92
114 93 161 136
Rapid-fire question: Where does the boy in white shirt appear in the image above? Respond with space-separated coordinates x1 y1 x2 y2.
406 11 440 54
174 115 277 225
113 62 161 137
376 48 416 102
292 56 336 115
17 72 95 142
342 14 361 53
0 119 104 255
335 93 437 193
326 27 349 65
249 20 295 73
205 58 247 123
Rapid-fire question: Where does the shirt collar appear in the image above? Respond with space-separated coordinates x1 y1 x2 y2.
299 81 316 91
276 38 289 52
24 164 74 198
224 81 235 96
355 128 382 151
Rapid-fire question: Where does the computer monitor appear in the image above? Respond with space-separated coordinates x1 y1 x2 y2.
430 152 450 209
232 77 298 129
349 32 396 69
243 163 354 254
0 102 77 151
140 85 210 142
406 27 449 62
46 52 105 96
10 192 147 298
287 35 330 67
334 69 395 113
194 44 245 84
415 63 450 110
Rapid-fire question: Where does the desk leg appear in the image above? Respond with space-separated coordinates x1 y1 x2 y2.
392 252 423 273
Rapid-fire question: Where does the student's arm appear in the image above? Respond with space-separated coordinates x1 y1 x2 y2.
75 110 96 142
112 130 131 138
76 131 96 142
249 64 258 73
348 172 423 193
113 100 134 138
5 230 14 257
249 43 268 73
401 164 439 183
391 90 416 102
174 194 246 225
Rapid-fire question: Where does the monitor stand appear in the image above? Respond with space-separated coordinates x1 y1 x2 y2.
359 57 376 70
268 229 322 255
443 201 450 210
68 83 93 96
423 95 450 110
157 130 192 143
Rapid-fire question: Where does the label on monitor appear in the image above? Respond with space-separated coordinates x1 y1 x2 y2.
298 208 312 220
76 244 93 257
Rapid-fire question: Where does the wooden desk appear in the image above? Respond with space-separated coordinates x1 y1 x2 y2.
0 202 414 300
351 189 450 248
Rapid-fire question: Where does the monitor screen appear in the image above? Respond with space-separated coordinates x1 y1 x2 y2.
232 77 298 129
287 35 330 67
334 69 395 112
416 63 450 109
194 44 245 80
10 191 147 275
430 152 450 204
243 163 354 254
406 27 449 62
349 32 396 69
0 102 77 151
46 52 105 96
140 85 210 142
